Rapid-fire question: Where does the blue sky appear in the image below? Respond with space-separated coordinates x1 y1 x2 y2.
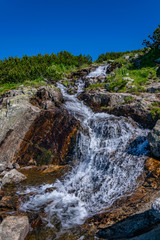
0 0 160 60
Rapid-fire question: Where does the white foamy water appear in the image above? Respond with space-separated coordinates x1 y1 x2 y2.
86 65 108 78
18 67 150 229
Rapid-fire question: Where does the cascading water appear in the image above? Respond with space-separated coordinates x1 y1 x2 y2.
86 65 108 78
18 66 150 231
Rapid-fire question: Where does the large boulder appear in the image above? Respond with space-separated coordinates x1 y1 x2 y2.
0 216 29 240
148 120 160 158
0 88 41 168
1 169 26 186
14 108 79 166
79 90 159 129
0 86 78 168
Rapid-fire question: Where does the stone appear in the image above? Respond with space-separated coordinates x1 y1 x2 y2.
0 165 5 173
122 77 134 82
31 214 42 229
147 83 160 93
2 169 26 186
15 109 79 166
124 55 130 60
0 216 29 240
152 198 160 218
0 196 19 210
12 163 20 169
79 90 159 129
148 120 160 158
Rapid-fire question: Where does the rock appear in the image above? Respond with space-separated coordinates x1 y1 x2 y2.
0 165 5 173
148 120 160 158
147 83 160 93
2 169 26 186
15 109 79 166
106 62 122 74
134 53 139 59
0 216 29 240
31 214 42 229
0 91 41 167
0 85 78 169
124 55 130 60
79 90 160 129
152 198 160 218
6 163 13 170
70 67 93 79
32 86 63 108
122 77 134 82
12 163 20 169
0 196 19 210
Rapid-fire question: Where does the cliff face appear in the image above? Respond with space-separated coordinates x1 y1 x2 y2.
0 86 79 169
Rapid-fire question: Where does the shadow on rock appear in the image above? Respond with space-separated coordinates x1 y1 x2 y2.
126 136 151 157
96 210 160 240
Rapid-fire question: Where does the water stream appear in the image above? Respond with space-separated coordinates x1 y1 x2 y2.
18 66 150 231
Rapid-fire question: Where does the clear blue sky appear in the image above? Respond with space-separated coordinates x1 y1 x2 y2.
0 0 160 60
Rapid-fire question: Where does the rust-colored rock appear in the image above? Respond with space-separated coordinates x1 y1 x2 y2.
15 108 79 166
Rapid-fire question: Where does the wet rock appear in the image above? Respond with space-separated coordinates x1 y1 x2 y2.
0 216 29 240
152 198 160 218
31 214 42 229
0 196 19 210
15 109 79 166
96 210 160 239
148 120 160 158
2 169 26 186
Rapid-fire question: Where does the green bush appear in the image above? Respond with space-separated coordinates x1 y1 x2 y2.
0 51 92 90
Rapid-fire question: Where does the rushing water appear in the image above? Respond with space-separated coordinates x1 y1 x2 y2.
18 66 150 230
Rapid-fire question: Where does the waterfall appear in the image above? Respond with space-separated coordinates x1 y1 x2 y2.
18 67 149 229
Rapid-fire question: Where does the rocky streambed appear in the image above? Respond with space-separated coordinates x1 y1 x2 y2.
0 66 160 239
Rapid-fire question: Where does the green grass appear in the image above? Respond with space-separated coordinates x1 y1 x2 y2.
149 102 160 118
0 77 46 94
124 96 135 103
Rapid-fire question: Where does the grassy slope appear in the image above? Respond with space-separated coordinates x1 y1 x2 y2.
88 48 160 94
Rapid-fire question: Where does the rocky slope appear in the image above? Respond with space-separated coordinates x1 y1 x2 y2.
0 65 160 239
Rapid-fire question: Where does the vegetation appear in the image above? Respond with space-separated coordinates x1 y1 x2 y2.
0 51 92 93
149 102 160 118
143 25 160 49
96 49 142 63
124 96 135 103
